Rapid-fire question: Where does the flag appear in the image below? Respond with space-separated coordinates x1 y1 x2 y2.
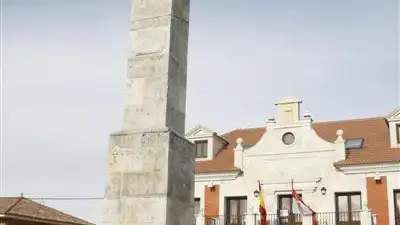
291 181 318 225
258 182 267 225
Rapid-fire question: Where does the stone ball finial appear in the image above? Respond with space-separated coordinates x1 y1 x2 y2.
236 138 243 144
336 129 344 137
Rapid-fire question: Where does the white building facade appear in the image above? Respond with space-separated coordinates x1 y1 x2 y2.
187 98 400 225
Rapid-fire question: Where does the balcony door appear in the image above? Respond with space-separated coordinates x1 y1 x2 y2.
226 197 247 225
278 195 302 225
395 190 400 225
335 192 361 225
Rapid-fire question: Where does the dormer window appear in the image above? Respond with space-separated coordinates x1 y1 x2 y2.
186 125 228 160
345 138 364 150
195 140 208 158
387 109 400 148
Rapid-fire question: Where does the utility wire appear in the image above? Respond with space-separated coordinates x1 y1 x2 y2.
29 197 104 201
6 193 105 201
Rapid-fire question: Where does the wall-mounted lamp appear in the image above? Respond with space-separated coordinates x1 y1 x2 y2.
374 173 381 181
253 190 260 198
207 180 216 190
321 187 327 195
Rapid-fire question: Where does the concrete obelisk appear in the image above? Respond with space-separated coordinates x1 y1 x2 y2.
102 0 194 225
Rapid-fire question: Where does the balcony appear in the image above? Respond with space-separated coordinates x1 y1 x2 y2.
194 211 375 225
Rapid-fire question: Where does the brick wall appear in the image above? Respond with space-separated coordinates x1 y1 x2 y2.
366 176 389 225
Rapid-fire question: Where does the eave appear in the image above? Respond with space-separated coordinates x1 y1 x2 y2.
0 213 94 225
195 170 242 182
336 161 400 174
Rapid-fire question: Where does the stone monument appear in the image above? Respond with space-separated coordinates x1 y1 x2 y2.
102 0 194 225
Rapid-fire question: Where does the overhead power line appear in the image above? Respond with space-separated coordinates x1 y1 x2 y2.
29 197 104 201
4 193 105 201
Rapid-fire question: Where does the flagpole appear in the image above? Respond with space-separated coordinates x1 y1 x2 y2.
291 178 294 190
257 180 267 225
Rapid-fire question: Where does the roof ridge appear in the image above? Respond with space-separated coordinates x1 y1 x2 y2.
314 116 385 124
222 126 264 136
222 117 385 135
4 197 24 214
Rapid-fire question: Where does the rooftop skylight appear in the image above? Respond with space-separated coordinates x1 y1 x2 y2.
345 138 364 150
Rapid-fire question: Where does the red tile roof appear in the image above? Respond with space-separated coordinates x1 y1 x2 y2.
0 197 94 225
195 117 400 173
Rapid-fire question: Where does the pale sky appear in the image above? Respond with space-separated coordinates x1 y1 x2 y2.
1 0 399 223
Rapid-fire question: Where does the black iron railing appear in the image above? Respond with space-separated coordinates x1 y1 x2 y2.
309 211 361 225
194 211 364 225
315 212 336 225
194 213 297 225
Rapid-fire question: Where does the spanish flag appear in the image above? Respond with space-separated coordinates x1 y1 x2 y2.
258 182 267 225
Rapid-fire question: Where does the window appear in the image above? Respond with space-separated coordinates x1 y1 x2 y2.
194 198 201 215
345 138 364 150
226 197 247 225
396 124 400 144
278 195 302 225
278 194 301 213
394 190 400 225
282 132 295 145
335 192 361 225
195 140 208 158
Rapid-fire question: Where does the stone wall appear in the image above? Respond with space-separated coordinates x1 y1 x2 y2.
103 129 195 225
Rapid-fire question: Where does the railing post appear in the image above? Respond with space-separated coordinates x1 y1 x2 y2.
195 214 203 225
204 215 210 225
277 209 280 225
371 213 377 225
360 209 373 225
302 214 313 225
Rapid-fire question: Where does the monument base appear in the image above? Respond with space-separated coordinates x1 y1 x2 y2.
102 128 195 225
